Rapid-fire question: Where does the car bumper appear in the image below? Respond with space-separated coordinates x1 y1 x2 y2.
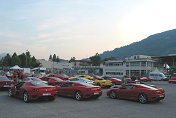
148 93 165 101
29 91 58 100
83 91 102 99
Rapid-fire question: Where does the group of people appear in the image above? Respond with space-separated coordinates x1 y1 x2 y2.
6 69 23 84
122 75 141 86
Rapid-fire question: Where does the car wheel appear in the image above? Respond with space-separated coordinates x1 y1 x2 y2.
23 92 29 103
112 82 116 85
97 83 101 87
109 90 117 99
75 91 83 101
8 89 12 97
138 94 148 104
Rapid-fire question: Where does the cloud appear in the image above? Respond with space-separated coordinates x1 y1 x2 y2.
0 32 20 38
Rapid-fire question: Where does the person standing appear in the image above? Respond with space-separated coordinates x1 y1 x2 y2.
122 75 127 86
6 70 11 78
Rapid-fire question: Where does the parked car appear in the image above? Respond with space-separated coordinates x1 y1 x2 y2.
46 73 69 80
8 81 57 102
107 84 165 104
168 78 176 83
102 76 122 85
40 77 65 86
23 77 48 84
69 77 94 85
57 81 102 100
0 76 15 89
93 76 112 87
140 77 154 82
78 75 94 80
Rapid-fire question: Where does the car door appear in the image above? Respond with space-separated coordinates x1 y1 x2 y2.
124 85 139 100
59 82 70 96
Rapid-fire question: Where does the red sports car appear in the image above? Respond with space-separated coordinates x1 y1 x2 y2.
8 81 57 103
46 73 69 80
168 78 176 83
140 77 154 82
40 76 66 86
107 84 165 104
0 76 15 89
57 82 102 101
102 76 122 85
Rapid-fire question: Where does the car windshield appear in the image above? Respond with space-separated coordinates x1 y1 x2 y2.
53 78 63 81
140 84 157 89
31 77 42 81
30 82 48 86
79 82 95 87
0 77 9 80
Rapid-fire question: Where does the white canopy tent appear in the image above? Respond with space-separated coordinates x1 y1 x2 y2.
10 65 23 70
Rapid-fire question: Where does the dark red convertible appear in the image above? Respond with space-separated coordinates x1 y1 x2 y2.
107 84 165 104
0 76 14 89
8 81 57 103
57 82 102 101
102 76 122 85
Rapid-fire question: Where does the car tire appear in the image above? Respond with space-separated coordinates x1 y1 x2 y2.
138 93 148 104
75 91 83 101
112 82 116 85
97 83 101 87
109 90 117 99
8 89 12 97
23 92 29 103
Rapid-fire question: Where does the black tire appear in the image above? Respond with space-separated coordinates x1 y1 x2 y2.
97 83 101 87
112 82 116 86
138 93 148 104
75 91 83 101
8 88 12 97
23 92 29 103
109 90 117 99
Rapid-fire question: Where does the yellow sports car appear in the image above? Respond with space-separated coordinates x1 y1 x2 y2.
78 75 94 80
93 76 112 88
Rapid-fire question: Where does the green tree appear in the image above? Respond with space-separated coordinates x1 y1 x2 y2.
52 54 57 62
2 53 11 66
103 56 117 61
90 53 101 66
19 53 26 67
49 54 52 61
11 53 21 66
69 57 76 62
56 56 60 62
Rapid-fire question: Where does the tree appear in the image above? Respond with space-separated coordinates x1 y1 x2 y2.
19 53 26 67
11 53 21 66
56 56 60 62
49 54 52 61
69 57 76 62
90 53 101 66
2 53 11 66
103 56 117 61
52 54 57 62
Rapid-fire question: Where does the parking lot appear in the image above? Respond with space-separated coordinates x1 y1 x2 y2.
0 81 175 118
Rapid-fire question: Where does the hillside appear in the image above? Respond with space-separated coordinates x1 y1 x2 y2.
100 29 176 59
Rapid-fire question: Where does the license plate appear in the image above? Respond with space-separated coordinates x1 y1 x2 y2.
160 95 164 97
43 93 51 96
3 85 9 87
94 92 99 95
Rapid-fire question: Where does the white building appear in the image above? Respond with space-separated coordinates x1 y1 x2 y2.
103 55 156 78
37 59 73 74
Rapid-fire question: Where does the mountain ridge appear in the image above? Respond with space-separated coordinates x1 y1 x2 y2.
100 29 176 59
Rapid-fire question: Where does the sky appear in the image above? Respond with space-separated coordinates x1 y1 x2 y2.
0 0 176 60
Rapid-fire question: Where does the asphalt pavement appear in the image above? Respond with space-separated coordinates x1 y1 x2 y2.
0 81 175 118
